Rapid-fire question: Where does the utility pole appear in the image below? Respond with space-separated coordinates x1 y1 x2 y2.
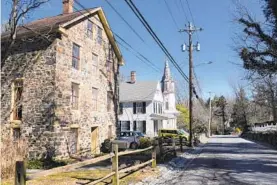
208 92 212 137
180 22 202 147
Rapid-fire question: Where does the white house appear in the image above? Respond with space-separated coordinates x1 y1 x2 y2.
118 61 179 137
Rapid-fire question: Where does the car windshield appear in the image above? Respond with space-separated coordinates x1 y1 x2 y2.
136 132 144 137
178 129 189 136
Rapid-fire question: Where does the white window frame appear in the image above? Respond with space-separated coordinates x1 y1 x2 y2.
136 102 143 114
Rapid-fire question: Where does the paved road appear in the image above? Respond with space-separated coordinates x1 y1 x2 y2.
153 135 277 185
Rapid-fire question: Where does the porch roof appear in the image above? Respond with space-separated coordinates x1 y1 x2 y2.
150 113 170 120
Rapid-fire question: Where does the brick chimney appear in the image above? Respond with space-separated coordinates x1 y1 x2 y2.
63 0 74 14
130 71 136 84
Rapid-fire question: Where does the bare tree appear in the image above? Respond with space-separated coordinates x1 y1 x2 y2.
1 0 49 67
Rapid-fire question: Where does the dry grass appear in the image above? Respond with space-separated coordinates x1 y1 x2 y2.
2 167 160 185
1 138 28 180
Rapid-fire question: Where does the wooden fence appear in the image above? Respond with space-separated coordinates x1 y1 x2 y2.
15 142 158 185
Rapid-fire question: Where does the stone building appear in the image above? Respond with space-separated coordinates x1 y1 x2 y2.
1 0 124 159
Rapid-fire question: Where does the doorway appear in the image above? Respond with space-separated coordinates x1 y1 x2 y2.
91 126 99 154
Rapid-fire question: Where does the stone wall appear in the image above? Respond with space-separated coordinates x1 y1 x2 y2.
241 131 277 149
1 35 60 159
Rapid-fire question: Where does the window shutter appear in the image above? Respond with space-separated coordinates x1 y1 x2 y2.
143 121 146 134
143 102 146 113
127 121 130 130
133 121 137 131
119 121 121 132
133 102 136 114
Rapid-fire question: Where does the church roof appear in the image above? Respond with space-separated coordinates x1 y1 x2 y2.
119 81 158 102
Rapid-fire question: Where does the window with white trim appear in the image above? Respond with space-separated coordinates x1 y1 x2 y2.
136 102 143 113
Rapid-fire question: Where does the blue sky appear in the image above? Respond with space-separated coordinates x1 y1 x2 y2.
1 0 264 99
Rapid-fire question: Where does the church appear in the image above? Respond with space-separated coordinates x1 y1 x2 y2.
118 60 179 137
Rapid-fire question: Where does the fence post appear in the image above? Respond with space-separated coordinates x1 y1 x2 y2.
180 136 183 152
152 140 158 168
15 161 26 185
112 144 119 185
172 138 176 157
158 137 163 157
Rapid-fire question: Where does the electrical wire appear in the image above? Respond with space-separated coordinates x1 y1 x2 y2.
103 0 145 43
125 0 189 83
73 0 161 73
179 0 189 23
164 0 180 30
185 0 200 41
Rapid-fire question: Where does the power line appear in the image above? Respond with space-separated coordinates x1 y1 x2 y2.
103 0 145 43
73 0 161 73
164 0 180 30
185 0 200 41
179 0 189 23
124 0 189 83
116 39 161 73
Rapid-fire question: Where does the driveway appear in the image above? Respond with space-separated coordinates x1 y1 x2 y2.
143 135 277 185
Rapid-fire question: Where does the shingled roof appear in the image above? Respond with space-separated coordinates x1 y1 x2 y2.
1 7 124 65
119 81 159 102
1 9 96 40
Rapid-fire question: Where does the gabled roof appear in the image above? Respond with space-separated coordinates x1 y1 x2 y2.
119 81 159 102
1 7 124 65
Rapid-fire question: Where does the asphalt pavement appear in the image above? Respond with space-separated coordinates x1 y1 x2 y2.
142 135 277 185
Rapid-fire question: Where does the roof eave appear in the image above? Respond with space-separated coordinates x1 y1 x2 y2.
1 25 61 42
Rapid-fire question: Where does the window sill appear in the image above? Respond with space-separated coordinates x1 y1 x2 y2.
70 124 79 128
10 120 22 128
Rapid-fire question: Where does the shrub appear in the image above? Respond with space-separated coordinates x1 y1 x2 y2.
1 138 28 180
139 137 152 149
27 159 43 169
235 128 241 133
27 158 68 170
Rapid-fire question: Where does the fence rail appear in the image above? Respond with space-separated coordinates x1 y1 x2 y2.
16 142 157 185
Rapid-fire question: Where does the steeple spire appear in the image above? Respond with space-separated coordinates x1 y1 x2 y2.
163 58 171 81
161 58 174 93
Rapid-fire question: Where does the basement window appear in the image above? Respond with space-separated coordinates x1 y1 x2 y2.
12 79 23 121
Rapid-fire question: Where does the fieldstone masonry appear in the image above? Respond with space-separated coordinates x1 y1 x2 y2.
1 13 120 159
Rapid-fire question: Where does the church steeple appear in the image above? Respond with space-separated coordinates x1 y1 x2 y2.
163 60 171 81
161 59 174 93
